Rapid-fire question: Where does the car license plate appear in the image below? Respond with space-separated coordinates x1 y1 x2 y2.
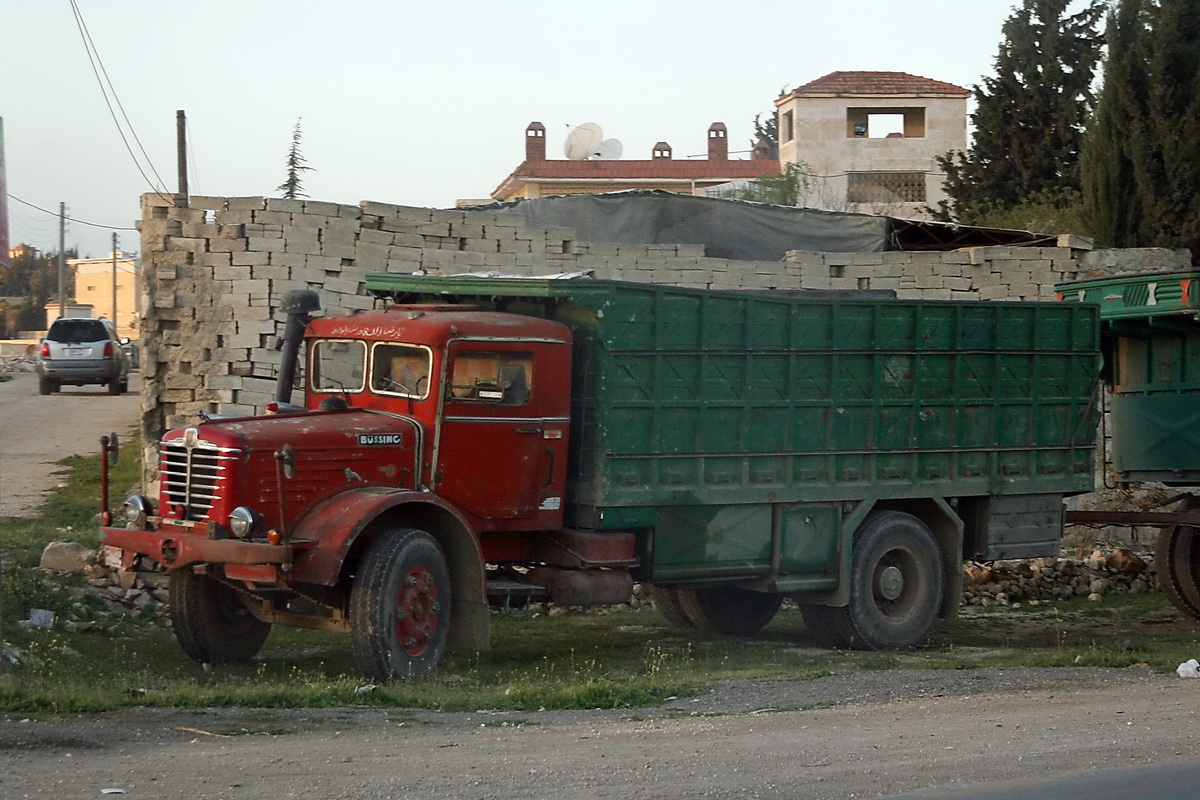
65 347 87 356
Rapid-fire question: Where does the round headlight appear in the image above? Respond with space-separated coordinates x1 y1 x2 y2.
228 507 259 539
122 495 154 528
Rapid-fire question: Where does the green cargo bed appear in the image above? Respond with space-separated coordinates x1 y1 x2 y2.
370 275 1101 527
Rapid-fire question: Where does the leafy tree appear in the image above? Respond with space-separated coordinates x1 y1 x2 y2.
724 162 815 206
1084 0 1200 253
276 118 314 200
935 0 1104 225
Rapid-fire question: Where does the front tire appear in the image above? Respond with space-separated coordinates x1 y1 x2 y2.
676 586 783 636
169 568 272 663
350 528 451 681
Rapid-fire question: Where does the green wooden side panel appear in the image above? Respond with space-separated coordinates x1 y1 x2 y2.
365 275 1102 527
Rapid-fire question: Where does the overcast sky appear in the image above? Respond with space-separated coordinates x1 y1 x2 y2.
4 1 1041 258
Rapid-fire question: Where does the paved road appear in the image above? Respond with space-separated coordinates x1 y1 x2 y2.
1 669 1198 799
0 369 141 517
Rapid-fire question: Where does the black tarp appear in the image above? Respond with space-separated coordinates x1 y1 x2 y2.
472 191 891 261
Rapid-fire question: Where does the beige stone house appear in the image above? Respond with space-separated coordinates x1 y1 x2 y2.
775 71 969 218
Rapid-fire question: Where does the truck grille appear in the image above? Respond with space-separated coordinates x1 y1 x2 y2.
160 439 241 521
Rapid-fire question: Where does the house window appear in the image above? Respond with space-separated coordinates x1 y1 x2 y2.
781 110 794 143
846 107 926 138
847 172 927 203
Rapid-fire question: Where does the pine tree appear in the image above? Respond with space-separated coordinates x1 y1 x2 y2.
936 0 1104 225
277 119 313 200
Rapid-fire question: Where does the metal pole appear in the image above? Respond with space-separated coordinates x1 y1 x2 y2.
58 202 65 319
112 232 118 332
176 110 188 200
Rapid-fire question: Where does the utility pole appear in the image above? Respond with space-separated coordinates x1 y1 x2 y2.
176 109 188 201
57 202 65 320
111 232 119 332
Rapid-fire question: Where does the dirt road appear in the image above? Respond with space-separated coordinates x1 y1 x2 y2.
0 370 141 517
2 667 1198 799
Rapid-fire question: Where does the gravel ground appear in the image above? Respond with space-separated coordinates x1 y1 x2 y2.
2 667 1198 799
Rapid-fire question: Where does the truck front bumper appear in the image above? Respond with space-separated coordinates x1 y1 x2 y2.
100 524 292 569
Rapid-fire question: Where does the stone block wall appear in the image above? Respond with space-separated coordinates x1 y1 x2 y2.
137 192 1188 474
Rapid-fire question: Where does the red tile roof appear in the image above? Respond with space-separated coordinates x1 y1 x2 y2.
787 71 969 97
492 159 780 200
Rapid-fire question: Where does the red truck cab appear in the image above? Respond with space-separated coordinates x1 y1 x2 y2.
100 296 635 682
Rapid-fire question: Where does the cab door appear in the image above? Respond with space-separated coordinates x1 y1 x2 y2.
433 339 571 528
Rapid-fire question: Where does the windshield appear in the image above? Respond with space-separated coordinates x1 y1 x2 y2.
371 344 432 399
47 319 109 343
311 339 366 393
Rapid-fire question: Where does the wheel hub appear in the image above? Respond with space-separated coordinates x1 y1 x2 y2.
877 565 905 601
395 566 440 656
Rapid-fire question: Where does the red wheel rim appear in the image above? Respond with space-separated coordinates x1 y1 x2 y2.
394 565 440 657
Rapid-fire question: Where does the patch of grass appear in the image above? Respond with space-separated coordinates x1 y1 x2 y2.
5 447 1200 713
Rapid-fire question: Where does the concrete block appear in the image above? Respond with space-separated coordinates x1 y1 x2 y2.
321 243 358 260
231 250 271 267
265 197 305 213
303 200 345 216
226 196 266 211
215 210 255 225
188 195 227 211
209 237 248 253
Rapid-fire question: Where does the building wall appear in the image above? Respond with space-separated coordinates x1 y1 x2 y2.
70 254 140 339
137 192 1187 477
777 94 967 218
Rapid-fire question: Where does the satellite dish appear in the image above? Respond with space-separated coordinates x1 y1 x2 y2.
593 138 624 160
564 122 603 160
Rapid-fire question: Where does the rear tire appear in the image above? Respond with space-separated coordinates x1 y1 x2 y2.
107 378 122 395
647 585 698 629
169 568 272 663
809 510 944 650
350 528 451 681
676 586 783 636
1156 525 1200 621
38 375 53 395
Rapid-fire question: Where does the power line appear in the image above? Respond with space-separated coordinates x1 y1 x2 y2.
68 0 170 194
7 194 137 231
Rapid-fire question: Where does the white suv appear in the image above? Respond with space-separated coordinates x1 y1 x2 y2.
36 317 132 395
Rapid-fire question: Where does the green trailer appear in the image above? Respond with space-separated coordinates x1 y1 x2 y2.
1058 269 1200 624
369 274 1101 649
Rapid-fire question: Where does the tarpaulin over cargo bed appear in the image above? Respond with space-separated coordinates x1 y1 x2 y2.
474 191 890 260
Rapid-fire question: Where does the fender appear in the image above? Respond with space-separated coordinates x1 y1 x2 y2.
289 486 478 586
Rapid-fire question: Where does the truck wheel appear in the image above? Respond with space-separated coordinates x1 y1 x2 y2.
169 568 272 663
675 586 783 636
647 585 698 629
1156 525 1200 621
350 528 450 681
838 510 944 650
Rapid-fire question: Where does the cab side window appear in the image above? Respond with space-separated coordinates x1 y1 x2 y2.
449 351 533 406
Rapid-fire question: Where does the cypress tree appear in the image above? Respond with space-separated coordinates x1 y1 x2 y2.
937 0 1104 225
1083 0 1200 253
1080 0 1150 247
